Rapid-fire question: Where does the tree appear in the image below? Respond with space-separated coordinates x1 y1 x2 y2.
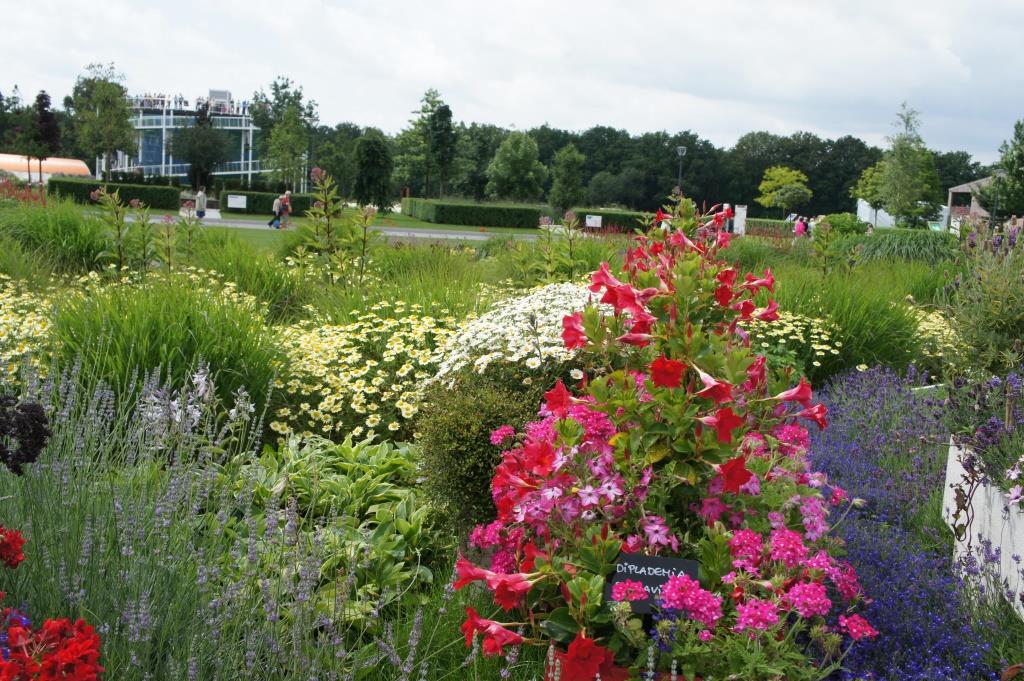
266 105 310 190
354 129 393 211
814 135 882 214
932 150 984 195
427 103 457 196
170 102 230 188
3 104 40 181
756 166 813 216
251 76 318 150
451 123 507 201
851 161 886 227
877 103 941 227
392 89 445 197
67 64 136 179
548 144 586 214
485 131 547 202
978 119 1024 220
314 123 362 198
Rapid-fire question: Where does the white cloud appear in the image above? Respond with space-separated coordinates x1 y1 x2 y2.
2 0 1021 162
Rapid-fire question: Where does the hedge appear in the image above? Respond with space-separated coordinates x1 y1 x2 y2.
402 198 544 228
571 208 646 231
218 190 315 215
48 177 182 210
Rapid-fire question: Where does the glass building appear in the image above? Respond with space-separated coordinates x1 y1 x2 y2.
103 90 261 185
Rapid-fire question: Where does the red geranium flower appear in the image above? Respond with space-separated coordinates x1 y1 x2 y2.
0 527 26 569
650 355 686 389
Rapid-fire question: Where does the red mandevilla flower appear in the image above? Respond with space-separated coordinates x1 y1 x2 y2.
461 607 524 657
649 355 686 389
561 312 588 350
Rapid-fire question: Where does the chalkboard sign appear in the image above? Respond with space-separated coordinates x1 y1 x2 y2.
605 553 700 614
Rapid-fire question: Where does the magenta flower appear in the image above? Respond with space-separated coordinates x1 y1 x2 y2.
784 581 831 618
769 528 808 568
611 580 647 602
732 598 779 634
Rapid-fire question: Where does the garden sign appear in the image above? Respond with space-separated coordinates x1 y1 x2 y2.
605 553 700 614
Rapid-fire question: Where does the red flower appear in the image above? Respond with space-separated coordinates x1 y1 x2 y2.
716 268 737 287
743 355 767 391
650 355 686 389
588 262 623 293
755 299 780 322
0 528 25 569
714 284 735 307
838 614 879 641
561 312 588 350
492 574 533 611
744 269 775 293
698 406 744 443
556 632 614 681
718 455 753 494
543 380 572 418
695 369 733 404
453 556 490 589
1 618 103 681
616 332 652 347
796 403 829 430
773 376 813 406
653 208 671 226
461 607 524 657
731 298 756 319
522 438 556 476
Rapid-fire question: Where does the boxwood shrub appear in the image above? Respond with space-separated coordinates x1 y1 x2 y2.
218 190 315 215
570 207 646 232
48 177 181 210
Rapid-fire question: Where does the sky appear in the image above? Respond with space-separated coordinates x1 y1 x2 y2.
3 0 1022 163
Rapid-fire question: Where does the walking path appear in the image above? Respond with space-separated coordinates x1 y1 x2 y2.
190 208 537 242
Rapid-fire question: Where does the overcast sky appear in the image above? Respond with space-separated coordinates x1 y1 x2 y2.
3 0 1022 162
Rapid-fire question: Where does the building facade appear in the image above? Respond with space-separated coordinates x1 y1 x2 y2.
102 90 261 184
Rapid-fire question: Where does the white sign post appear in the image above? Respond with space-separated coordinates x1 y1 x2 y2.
585 215 603 229
226 194 247 210
734 205 747 235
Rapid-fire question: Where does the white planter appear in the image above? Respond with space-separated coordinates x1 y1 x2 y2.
943 438 1024 617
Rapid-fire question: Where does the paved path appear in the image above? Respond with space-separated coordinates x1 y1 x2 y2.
187 209 537 242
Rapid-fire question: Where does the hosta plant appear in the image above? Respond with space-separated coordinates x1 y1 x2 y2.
455 198 875 680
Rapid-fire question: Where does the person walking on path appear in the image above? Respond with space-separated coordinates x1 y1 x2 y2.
195 186 207 222
280 190 292 229
268 194 283 228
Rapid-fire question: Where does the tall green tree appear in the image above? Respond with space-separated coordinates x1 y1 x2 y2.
354 129 393 211
30 91 61 180
877 103 941 227
170 103 230 188
250 76 318 151
66 64 136 179
451 123 507 201
548 143 586 214
932 150 984 194
392 89 444 197
266 105 310 190
427 103 457 196
756 166 813 216
485 131 547 202
314 123 362 198
851 161 886 227
978 119 1024 220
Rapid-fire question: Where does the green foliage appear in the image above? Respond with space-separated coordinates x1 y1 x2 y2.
0 197 107 272
353 130 394 211
485 131 548 201
571 207 646 232
169 103 231 189
977 119 1024 219
878 104 942 227
266 104 311 190
822 212 869 235
416 367 550 533
48 176 181 209
756 165 813 215
851 161 886 226
249 75 318 149
548 144 586 214
833 229 958 265
401 197 543 228
427 103 457 195
49 273 286 417
217 189 314 214
66 63 136 175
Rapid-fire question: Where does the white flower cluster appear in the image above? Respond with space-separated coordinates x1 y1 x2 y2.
431 282 602 383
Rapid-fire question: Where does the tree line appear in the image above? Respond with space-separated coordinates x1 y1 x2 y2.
2 67 1022 220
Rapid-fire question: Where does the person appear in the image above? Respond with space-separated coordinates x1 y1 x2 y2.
280 190 292 229
195 185 207 221
269 194 283 228
794 216 807 237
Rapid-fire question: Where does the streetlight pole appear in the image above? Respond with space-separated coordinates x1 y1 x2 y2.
676 145 687 194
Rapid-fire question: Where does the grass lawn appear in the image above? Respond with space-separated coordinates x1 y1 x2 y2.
203 225 287 253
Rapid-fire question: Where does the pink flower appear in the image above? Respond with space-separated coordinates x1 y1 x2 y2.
732 598 779 634
698 629 713 642
768 528 808 569
773 376 813 406
826 560 862 601
660 574 723 629
640 515 675 549
784 581 831 618
489 425 516 446
699 497 729 523
799 496 830 541
804 550 831 570
838 614 879 641
611 580 648 602
830 485 850 507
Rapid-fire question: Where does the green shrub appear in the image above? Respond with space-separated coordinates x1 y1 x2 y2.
48 177 181 210
402 197 543 228
834 229 957 265
217 189 315 215
416 367 550 534
824 212 869 235
0 197 108 272
570 207 646 232
49 273 285 417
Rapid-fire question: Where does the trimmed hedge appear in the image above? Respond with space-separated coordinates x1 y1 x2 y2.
218 190 315 215
571 208 646 231
48 177 181 210
402 198 543 228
